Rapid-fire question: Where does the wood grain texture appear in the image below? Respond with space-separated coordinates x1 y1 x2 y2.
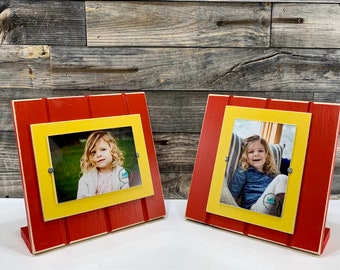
0 45 50 89
49 47 340 94
148 0 340 3
0 0 85 45
272 4 340 48
86 1 271 47
0 1 339 199
1 89 339 198
2 129 339 200
0 89 315 133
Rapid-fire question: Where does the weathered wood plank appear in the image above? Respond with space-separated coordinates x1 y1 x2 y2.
86 1 271 47
272 4 340 48
161 172 192 199
1 131 339 199
314 92 340 104
1 46 339 94
333 142 340 194
154 133 199 172
0 130 20 173
155 1 340 3
0 45 50 89
50 47 340 93
0 130 198 198
0 170 192 199
146 91 314 133
1 0 340 201
0 172 22 198
0 0 85 45
0 129 23 198
0 89 314 133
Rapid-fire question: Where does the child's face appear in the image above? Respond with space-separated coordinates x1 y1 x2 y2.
90 139 113 173
246 140 267 172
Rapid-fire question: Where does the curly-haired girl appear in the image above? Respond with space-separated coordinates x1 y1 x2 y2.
77 130 129 199
229 135 287 216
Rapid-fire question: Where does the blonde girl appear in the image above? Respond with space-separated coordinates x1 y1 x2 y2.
229 135 287 216
77 130 129 199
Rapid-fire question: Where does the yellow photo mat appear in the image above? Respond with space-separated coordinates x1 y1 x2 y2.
206 106 311 234
31 114 154 221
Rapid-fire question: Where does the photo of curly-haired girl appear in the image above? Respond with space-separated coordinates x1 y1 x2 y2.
77 130 130 199
49 127 141 203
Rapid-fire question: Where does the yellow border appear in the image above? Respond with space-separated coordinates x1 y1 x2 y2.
31 114 154 221
206 106 311 234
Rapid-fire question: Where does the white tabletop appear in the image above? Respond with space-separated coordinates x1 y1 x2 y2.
1 198 339 269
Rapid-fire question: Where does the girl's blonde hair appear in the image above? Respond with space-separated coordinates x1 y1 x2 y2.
80 130 124 173
239 135 280 176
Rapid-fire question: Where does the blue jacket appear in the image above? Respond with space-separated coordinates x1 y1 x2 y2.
229 166 275 209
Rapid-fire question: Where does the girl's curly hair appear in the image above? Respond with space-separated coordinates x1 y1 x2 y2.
80 130 124 173
239 135 280 176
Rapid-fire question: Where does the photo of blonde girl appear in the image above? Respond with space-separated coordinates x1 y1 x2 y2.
229 135 287 217
77 130 130 199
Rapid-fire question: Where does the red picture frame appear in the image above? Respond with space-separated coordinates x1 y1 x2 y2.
12 92 166 254
186 95 339 255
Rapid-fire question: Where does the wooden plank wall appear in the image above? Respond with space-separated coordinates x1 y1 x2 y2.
0 1 339 199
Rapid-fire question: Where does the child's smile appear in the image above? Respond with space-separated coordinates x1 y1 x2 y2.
246 140 266 172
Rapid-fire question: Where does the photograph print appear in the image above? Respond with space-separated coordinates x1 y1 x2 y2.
49 127 141 203
220 119 296 218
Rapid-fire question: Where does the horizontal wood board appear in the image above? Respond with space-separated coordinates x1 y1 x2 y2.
0 1 85 45
86 2 271 47
0 1 339 199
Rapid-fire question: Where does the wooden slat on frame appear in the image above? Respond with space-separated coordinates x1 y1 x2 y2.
12 98 68 253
